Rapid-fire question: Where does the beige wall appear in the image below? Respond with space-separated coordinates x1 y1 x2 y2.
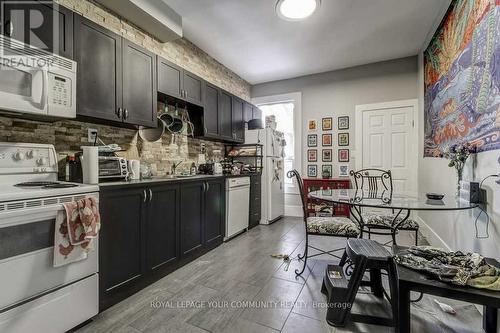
0 0 251 176
251 56 419 177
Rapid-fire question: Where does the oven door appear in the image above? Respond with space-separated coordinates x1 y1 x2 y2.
0 195 98 311
0 54 48 116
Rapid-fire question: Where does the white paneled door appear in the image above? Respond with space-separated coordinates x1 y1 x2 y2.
357 101 418 192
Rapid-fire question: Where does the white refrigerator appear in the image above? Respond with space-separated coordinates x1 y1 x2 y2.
246 128 285 224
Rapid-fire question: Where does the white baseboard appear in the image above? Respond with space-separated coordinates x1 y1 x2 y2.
285 205 302 217
415 216 451 251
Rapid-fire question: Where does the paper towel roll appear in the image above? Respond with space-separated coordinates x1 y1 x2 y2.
82 146 99 184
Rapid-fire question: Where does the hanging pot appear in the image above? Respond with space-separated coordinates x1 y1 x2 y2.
138 117 166 142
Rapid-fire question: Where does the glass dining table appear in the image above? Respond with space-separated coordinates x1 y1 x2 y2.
308 189 479 244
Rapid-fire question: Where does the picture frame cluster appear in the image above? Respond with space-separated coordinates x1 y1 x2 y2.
306 116 350 178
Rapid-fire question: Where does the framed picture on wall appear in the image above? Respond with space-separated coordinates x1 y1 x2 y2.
338 116 349 130
307 165 317 177
322 117 333 131
322 134 332 146
322 149 332 162
338 165 349 177
307 134 317 147
322 165 332 179
338 133 349 146
338 149 350 162
308 149 317 162
308 119 317 131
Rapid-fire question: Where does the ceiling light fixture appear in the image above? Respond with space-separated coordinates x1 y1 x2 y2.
276 0 320 21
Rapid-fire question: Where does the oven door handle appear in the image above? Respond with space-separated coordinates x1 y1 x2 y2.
0 205 64 228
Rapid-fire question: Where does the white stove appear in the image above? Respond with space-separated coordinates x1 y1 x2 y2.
0 143 99 333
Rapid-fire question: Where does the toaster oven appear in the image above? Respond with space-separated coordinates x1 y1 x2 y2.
99 156 128 179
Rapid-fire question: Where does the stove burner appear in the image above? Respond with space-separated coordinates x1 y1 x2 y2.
43 183 79 189
15 181 61 187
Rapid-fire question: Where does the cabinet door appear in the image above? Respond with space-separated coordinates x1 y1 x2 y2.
252 106 262 120
204 83 219 138
157 56 183 99
122 39 157 127
147 184 179 272
99 188 146 298
183 71 204 106
244 102 253 123
204 179 225 248
180 182 204 258
74 15 123 122
219 90 233 139
232 97 245 142
1 1 73 58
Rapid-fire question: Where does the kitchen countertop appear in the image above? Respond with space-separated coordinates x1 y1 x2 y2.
98 173 260 188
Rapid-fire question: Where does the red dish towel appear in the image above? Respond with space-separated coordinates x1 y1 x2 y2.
54 197 101 267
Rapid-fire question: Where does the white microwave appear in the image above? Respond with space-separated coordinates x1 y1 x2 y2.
0 35 76 119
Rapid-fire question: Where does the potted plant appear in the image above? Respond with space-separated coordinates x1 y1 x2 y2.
441 142 476 196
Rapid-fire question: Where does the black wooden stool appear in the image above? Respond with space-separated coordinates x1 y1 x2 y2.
321 238 399 328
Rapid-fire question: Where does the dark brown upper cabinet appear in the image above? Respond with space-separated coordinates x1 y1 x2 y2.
183 71 203 106
253 105 262 120
122 39 157 127
157 56 204 107
218 90 233 140
74 15 156 127
157 57 183 100
1 0 74 59
244 102 253 123
74 15 122 122
203 82 220 138
232 96 245 143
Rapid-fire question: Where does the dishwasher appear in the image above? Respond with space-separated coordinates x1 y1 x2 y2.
225 177 250 241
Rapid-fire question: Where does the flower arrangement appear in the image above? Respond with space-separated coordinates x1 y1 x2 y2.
440 142 476 195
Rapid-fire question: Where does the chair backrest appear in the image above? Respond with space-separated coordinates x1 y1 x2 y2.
287 169 308 220
350 169 393 193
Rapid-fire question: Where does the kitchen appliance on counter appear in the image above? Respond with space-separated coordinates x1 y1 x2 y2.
0 143 99 333
0 35 77 119
225 177 250 241
70 154 129 182
245 128 285 224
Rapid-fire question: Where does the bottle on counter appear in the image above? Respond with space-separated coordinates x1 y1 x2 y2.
65 154 76 182
190 162 197 175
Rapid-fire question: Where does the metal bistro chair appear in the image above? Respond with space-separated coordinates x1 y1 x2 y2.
349 169 419 245
288 170 360 276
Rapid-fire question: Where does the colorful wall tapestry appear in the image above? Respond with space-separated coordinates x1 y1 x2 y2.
424 0 500 157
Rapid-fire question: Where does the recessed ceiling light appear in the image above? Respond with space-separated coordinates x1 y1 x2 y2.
276 0 320 21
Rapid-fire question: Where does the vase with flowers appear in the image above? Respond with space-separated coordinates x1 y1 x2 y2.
441 142 476 196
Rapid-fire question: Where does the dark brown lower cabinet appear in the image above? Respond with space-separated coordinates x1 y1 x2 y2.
146 184 179 273
99 187 146 310
99 178 225 311
204 179 225 248
179 182 205 260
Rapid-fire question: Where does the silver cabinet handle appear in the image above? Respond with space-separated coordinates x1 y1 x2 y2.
5 21 13 37
143 190 147 203
123 109 129 120
206 182 209 192
149 189 153 202
116 107 123 119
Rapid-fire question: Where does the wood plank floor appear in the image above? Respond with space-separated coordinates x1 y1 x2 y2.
76 217 483 333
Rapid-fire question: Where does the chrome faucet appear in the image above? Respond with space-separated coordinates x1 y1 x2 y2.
171 160 184 175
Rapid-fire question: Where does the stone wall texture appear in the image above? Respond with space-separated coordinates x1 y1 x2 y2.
0 0 251 176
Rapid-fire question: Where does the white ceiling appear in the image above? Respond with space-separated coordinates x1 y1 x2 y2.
162 0 449 84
